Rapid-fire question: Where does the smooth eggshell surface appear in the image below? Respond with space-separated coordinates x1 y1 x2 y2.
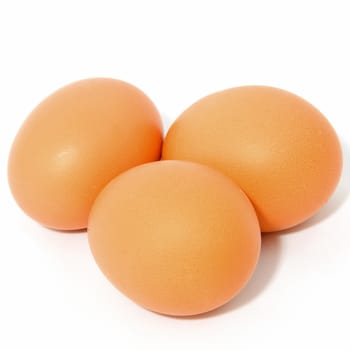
162 86 342 232
8 78 163 230
88 160 261 316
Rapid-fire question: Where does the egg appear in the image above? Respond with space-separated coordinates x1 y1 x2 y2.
8 78 163 230
162 86 342 232
88 160 261 316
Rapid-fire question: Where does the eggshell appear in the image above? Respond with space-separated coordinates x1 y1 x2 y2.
88 160 261 316
162 86 342 232
8 78 163 230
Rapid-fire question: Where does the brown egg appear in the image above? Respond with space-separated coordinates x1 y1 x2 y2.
162 86 342 232
88 160 261 316
8 78 163 230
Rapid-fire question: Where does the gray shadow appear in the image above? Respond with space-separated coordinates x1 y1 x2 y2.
180 233 282 320
48 227 87 234
279 137 350 234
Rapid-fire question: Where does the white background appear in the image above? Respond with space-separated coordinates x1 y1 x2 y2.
1 1 349 349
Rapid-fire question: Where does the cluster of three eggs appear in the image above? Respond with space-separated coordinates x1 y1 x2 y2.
8 78 342 316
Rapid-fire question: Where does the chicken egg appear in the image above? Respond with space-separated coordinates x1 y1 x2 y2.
8 78 163 230
88 160 261 316
162 86 342 232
